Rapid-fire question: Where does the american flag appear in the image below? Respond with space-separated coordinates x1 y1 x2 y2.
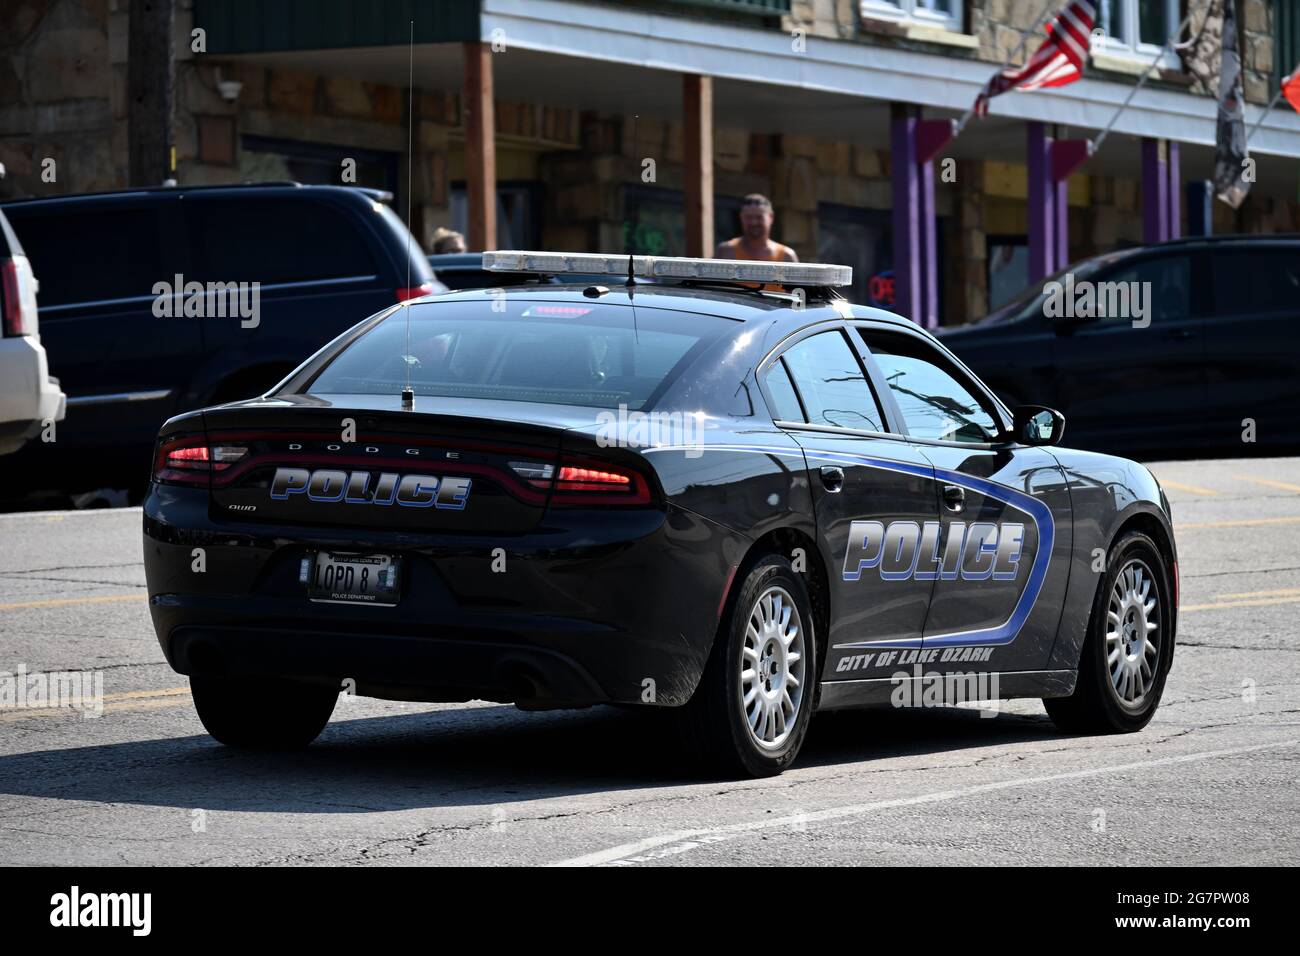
974 1 1096 117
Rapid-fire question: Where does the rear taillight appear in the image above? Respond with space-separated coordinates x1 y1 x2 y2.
549 456 650 505
153 439 248 485
1 258 36 336
396 282 435 302
508 456 649 504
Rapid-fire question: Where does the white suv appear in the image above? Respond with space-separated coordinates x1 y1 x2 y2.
0 210 64 455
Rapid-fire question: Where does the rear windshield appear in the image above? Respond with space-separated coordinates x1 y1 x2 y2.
306 299 724 410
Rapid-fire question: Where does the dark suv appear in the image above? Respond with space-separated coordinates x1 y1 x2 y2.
938 235 1300 457
0 183 440 501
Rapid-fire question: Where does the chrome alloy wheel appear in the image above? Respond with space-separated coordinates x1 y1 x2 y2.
741 585 806 749
1107 558 1162 706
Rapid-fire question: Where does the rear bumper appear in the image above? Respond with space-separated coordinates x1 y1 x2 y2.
0 336 64 453
144 483 746 707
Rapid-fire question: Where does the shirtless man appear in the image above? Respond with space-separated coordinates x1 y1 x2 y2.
714 194 799 263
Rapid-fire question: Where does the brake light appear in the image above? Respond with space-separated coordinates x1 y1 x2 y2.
396 282 435 302
549 456 650 505
1 258 36 336
153 439 247 485
557 465 631 489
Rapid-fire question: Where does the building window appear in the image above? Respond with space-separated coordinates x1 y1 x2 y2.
1091 0 1181 64
859 1 962 33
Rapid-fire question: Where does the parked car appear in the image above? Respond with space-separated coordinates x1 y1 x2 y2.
937 235 1300 457
0 183 441 501
143 252 1177 777
0 208 64 456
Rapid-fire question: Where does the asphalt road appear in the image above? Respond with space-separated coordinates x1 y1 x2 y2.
1 456 1297 866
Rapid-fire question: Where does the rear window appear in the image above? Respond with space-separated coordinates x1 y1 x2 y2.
4 204 168 306
1211 249 1300 315
187 198 378 285
306 300 724 410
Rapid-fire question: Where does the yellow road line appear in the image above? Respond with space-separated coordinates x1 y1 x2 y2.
1177 515 1300 530
1158 479 1221 496
0 694 191 723
99 686 189 702
1237 476 1300 495
1182 595 1300 612
0 594 146 612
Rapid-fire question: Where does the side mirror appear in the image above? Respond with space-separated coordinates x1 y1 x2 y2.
1012 405 1066 446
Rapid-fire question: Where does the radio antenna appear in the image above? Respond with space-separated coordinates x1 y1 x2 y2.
401 18 415 411
625 113 638 298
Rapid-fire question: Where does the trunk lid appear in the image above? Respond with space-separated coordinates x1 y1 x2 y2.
202 395 590 534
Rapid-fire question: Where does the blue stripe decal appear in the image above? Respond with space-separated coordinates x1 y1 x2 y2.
644 442 1054 649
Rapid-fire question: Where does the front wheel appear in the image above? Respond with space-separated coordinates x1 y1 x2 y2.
681 556 817 777
1044 530 1173 734
190 675 338 749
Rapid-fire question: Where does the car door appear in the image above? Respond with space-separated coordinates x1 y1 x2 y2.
856 325 1073 677
1203 244 1300 448
759 325 940 682
1046 251 1208 455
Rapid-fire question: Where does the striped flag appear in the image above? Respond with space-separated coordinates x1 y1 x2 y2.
974 1 1096 117
1283 67 1300 114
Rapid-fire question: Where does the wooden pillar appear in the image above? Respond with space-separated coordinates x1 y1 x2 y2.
683 74 713 258
127 0 175 186
462 41 497 252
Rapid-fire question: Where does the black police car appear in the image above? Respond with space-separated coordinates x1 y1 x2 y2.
143 252 1178 777
0 183 442 502
938 235 1300 457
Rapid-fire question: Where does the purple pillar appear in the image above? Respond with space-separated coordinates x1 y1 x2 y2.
1142 137 1169 244
1167 141 1181 240
891 108 920 322
1027 122 1055 281
919 156 938 328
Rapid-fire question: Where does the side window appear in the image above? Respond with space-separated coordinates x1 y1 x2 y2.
187 199 377 286
779 330 885 431
1090 255 1191 325
763 358 805 422
861 332 1000 444
5 206 165 306
1211 250 1300 316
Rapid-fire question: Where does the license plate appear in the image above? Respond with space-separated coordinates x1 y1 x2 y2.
307 551 401 606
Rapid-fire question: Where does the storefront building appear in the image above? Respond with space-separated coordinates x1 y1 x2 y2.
3 0 1299 324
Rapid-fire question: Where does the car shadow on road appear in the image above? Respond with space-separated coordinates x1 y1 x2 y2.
0 701 1073 814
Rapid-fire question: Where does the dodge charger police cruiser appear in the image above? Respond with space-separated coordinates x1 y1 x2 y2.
143 252 1178 777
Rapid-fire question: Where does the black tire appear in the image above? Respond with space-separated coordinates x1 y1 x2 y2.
190 675 338 749
680 555 817 777
1044 531 1173 734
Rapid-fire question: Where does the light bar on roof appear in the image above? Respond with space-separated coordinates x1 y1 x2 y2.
483 250 852 288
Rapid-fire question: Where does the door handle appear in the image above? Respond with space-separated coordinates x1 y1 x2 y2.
820 466 844 493
942 484 965 512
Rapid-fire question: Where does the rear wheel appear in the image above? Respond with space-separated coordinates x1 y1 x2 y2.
1044 531 1172 733
190 675 338 749
681 555 816 777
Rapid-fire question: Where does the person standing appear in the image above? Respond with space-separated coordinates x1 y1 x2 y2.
714 194 799 262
